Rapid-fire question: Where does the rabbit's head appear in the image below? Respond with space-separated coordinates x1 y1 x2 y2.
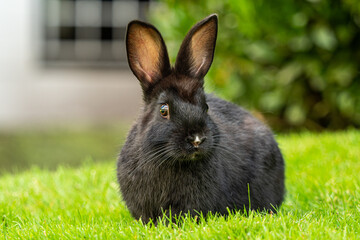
126 14 218 162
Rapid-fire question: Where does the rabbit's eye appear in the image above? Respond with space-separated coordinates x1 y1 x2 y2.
160 104 170 119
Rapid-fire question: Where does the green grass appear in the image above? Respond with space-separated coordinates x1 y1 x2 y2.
1 130 360 239
0 125 129 173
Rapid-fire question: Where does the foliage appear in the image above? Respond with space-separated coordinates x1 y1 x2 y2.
150 0 360 131
1 130 360 239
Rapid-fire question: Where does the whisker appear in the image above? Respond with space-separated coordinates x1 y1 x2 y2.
212 143 244 161
128 144 177 175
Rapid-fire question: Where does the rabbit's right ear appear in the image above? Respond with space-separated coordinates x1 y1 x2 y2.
126 21 171 94
175 14 218 80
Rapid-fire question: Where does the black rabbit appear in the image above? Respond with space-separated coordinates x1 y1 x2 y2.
117 14 285 224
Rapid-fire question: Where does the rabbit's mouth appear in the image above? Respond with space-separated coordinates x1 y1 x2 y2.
181 148 208 161
189 151 201 160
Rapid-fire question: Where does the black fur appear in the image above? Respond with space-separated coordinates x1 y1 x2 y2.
117 14 285 224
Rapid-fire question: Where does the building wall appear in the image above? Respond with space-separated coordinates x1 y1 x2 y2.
0 0 142 128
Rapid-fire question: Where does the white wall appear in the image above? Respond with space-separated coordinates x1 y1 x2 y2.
0 0 142 128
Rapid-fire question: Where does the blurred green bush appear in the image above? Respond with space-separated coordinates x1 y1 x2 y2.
150 0 360 131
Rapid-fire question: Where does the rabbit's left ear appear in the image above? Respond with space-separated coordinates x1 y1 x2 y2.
126 21 171 93
175 14 218 79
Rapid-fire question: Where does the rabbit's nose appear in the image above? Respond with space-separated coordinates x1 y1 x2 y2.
187 135 206 148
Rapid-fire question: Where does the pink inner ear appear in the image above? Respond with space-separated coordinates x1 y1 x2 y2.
128 25 163 84
190 26 216 76
178 16 217 79
194 57 206 76
134 60 153 83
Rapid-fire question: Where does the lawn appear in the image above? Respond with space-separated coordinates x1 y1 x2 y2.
0 125 129 173
0 129 359 239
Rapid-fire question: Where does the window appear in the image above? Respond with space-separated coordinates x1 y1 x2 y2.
42 0 150 67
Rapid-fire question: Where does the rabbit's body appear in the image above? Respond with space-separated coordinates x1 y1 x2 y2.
117 14 285 223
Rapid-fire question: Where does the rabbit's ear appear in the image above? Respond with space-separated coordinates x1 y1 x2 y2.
126 21 171 92
175 14 218 79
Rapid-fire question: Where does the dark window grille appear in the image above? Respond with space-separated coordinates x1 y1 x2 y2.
42 0 149 67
